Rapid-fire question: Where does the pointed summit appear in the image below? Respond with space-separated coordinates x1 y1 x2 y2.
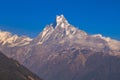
53 15 69 28
56 15 68 24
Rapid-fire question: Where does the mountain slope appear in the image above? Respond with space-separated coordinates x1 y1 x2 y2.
0 51 42 80
0 15 120 80
75 53 120 80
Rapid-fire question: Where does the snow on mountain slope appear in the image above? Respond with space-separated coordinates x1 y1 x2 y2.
33 15 88 46
0 15 120 80
0 30 32 47
32 15 120 55
33 25 54 44
0 15 120 55
92 34 120 50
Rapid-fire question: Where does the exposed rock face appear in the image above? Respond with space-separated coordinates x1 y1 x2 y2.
0 15 120 80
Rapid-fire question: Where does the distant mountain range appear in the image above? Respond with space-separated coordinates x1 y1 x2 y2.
0 51 42 80
0 15 120 80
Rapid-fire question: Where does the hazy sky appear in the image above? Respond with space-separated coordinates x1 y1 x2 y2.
0 0 120 40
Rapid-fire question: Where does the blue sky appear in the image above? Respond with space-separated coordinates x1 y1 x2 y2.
0 0 120 40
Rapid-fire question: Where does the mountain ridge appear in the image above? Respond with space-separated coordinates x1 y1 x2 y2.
0 15 120 55
0 15 120 80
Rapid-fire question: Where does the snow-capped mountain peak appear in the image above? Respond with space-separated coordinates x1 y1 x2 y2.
0 15 120 80
34 15 88 45
0 15 120 56
51 14 70 30
56 15 69 27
